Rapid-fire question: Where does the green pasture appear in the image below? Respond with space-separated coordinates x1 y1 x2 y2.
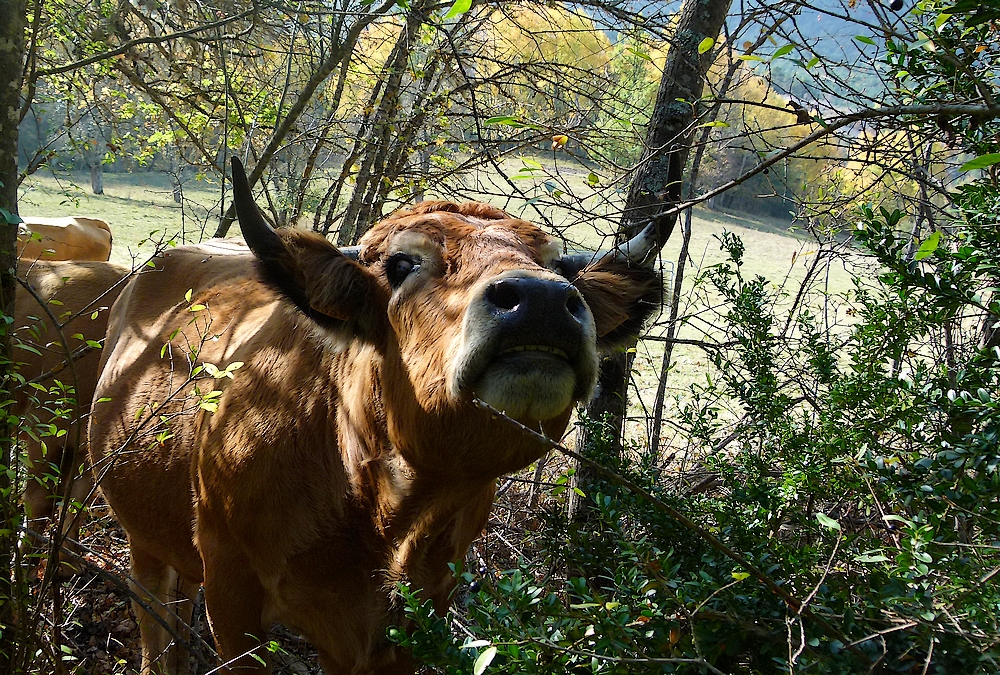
18 170 226 267
18 166 857 447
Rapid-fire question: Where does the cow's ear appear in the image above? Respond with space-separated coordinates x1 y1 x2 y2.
231 157 389 343
263 230 389 342
572 258 661 350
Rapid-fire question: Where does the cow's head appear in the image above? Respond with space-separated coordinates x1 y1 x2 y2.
232 158 660 429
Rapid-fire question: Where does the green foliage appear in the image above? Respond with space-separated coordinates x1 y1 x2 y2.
886 0 999 151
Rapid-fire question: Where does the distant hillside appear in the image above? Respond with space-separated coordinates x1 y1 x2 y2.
598 0 891 102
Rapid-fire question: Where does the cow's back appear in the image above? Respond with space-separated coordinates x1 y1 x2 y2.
19 217 113 262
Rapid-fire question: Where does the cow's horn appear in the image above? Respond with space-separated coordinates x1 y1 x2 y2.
555 223 658 279
607 222 657 265
233 158 362 262
231 157 285 259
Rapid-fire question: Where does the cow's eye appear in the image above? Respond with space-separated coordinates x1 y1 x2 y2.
386 253 420 288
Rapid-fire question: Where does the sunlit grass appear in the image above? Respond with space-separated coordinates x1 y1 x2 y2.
18 166 858 450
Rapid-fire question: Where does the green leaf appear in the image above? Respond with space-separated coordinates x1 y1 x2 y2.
960 153 1000 171
698 37 715 54
697 121 730 129
587 172 600 186
443 0 471 19
816 512 841 531
772 44 795 59
805 56 821 68
854 35 876 45
521 158 543 170
0 208 23 225
185 289 193 302
855 553 891 563
738 54 764 61
626 47 652 62
484 115 529 128
473 646 497 675
913 231 941 260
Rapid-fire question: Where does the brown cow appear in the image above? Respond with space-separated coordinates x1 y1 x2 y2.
89 157 660 674
15 260 129 556
18 216 114 262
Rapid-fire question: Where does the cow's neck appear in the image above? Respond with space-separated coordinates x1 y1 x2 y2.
336 344 555 608
341 407 499 607
387 473 497 607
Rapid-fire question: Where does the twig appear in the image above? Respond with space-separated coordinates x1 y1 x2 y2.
13 342 101 392
35 9 256 77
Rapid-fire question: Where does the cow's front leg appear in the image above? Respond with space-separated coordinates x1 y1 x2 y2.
130 545 197 675
199 535 271 673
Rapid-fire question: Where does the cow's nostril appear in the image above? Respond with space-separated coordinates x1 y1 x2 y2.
566 292 585 317
486 280 520 311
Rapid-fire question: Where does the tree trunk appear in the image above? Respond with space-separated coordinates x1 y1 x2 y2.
571 0 732 519
89 159 104 195
0 0 27 670
335 6 425 245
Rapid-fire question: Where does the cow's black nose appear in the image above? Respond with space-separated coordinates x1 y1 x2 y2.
483 276 588 328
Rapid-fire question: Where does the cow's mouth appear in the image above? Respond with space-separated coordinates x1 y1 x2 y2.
469 342 579 421
449 270 601 422
494 344 571 362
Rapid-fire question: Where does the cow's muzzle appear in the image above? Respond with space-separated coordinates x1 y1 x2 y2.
451 271 599 422
484 276 589 355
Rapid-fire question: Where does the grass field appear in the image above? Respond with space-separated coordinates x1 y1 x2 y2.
17 166 847 282
18 170 227 267
18 166 859 448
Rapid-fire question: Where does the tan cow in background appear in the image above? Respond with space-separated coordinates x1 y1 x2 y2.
89 157 661 674
15 260 130 557
18 216 114 262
